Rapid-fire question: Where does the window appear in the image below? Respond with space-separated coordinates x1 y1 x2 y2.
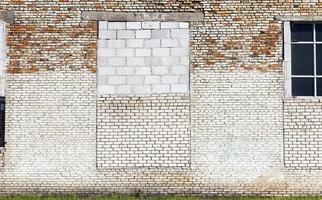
284 22 322 97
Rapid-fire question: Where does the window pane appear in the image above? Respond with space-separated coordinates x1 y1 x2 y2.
291 44 314 75
291 23 313 42
292 78 314 96
316 24 322 41
317 78 322 96
317 45 322 75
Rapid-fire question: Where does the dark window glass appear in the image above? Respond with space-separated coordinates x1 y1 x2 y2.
317 79 322 96
317 44 322 75
291 23 313 42
291 44 314 75
0 97 4 147
316 24 322 41
292 78 314 96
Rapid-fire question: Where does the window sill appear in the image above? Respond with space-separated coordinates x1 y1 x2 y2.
284 96 322 102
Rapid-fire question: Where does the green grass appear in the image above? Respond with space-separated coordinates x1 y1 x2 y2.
0 195 321 200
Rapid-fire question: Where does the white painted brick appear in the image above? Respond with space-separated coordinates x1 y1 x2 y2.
161 39 179 47
97 21 190 97
135 48 151 57
116 67 135 75
99 21 108 30
133 85 151 94
117 48 134 57
117 30 135 39
161 75 180 84
152 84 170 93
145 57 161 65
179 22 189 28
170 65 189 74
152 66 169 75
142 22 160 29
127 76 144 84
178 74 189 84
152 48 170 56
98 67 116 75
98 48 116 57
135 67 151 75
145 39 160 48
108 22 126 29
108 76 126 85
179 56 189 65
107 39 126 48
107 57 126 66
171 84 189 93
136 30 151 39
180 39 189 47
99 30 116 39
171 29 189 38
98 85 115 94
145 75 161 84
116 85 132 94
97 57 109 67
161 57 179 65
152 30 170 39
171 48 189 56
126 57 145 66
126 39 144 48
97 39 109 48
161 22 179 29
97 76 109 85
126 22 141 29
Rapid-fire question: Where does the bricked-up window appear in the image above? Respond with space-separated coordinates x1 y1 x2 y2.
286 22 322 97
0 97 4 147
0 20 5 148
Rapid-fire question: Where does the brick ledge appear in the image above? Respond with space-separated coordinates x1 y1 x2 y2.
0 11 14 22
82 11 204 22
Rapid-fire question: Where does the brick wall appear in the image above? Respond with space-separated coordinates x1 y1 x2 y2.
0 20 5 166
97 94 190 169
2 0 322 195
284 99 322 169
0 21 5 97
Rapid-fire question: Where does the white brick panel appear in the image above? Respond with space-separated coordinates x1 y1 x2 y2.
171 29 189 38
145 39 161 48
152 30 170 39
136 30 152 39
152 66 169 75
161 22 179 29
126 57 145 66
117 48 134 57
126 22 141 29
142 22 160 29
108 22 126 29
98 21 108 30
152 48 170 56
117 30 135 39
135 48 151 57
97 21 190 96
116 67 135 75
126 39 144 47
135 67 151 75
99 30 116 39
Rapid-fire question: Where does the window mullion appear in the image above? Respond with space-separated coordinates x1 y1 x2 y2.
314 23 317 97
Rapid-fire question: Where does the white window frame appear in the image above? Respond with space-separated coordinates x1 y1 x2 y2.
284 21 322 98
284 21 292 98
